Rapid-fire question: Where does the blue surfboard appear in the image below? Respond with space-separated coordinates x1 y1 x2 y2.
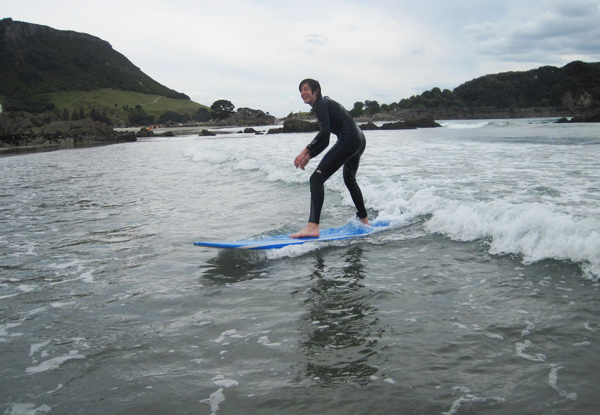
194 221 390 250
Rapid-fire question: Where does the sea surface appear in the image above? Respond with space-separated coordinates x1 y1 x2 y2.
1 118 599 415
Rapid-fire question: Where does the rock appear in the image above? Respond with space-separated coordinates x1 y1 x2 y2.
554 110 600 123
570 110 600 123
135 127 155 137
282 118 320 133
32 119 115 137
402 117 441 129
359 117 441 131
266 116 440 136
266 127 284 134
199 129 216 136
359 122 379 130
0 114 136 150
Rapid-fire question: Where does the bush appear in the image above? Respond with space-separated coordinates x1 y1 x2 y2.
128 105 154 125
194 107 211 122
158 111 190 124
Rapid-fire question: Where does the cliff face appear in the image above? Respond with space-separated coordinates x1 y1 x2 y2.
0 18 188 99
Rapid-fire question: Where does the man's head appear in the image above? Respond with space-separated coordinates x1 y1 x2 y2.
299 78 322 106
299 79 322 97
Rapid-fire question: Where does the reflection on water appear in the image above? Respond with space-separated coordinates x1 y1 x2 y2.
200 250 269 284
297 246 383 385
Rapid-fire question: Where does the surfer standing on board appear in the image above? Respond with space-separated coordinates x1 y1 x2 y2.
291 79 370 238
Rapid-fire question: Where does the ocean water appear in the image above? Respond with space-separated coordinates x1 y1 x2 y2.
1 118 599 414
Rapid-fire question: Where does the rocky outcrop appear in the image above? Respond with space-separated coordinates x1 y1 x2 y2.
267 116 440 134
267 118 320 134
283 118 320 133
556 110 600 123
571 110 600 122
0 114 136 150
206 107 276 127
238 127 264 135
360 117 441 130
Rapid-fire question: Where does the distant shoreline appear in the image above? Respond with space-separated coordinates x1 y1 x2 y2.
4 108 598 155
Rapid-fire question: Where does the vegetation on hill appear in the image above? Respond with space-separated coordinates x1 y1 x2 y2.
48 89 206 125
0 18 187 99
347 61 600 117
0 18 211 126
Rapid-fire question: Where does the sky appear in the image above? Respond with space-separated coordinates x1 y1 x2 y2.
4 0 600 117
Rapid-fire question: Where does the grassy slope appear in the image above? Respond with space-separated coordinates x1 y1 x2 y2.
48 89 208 124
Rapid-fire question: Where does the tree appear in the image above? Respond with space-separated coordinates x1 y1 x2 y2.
128 105 154 125
194 107 211 122
364 100 380 116
158 111 190 124
90 107 112 125
349 101 364 117
210 100 235 120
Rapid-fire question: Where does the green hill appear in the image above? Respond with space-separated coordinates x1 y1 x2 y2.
396 61 600 111
0 18 206 124
48 89 203 124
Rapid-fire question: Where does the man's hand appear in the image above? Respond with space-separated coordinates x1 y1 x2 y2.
294 149 311 170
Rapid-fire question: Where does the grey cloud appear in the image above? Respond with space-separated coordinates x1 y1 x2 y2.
465 0 600 60
306 34 329 45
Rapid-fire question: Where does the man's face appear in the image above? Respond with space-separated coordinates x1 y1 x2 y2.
300 83 319 106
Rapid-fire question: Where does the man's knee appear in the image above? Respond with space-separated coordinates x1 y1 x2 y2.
310 171 325 191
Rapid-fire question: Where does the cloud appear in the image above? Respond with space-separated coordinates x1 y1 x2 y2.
306 34 329 45
465 0 600 63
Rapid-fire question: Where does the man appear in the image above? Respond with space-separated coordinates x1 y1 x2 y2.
291 79 369 238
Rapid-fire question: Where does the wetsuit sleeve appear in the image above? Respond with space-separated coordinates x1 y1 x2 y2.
306 99 331 158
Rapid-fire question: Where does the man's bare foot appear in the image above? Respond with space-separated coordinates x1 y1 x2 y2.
290 223 320 238
359 217 370 226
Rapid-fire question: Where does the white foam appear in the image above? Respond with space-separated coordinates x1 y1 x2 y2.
423 200 600 280
4 403 52 415
548 365 577 400
515 340 546 363
29 340 51 357
214 329 238 343
46 384 63 394
17 285 37 293
200 388 225 415
79 270 95 283
0 323 23 340
440 121 490 129
25 351 85 374
48 259 90 270
443 388 505 415
257 335 281 347
212 375 239 388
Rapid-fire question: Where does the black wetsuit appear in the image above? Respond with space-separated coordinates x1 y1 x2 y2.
305 96 367 224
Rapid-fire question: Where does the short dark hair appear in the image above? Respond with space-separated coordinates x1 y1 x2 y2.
299 78 322 98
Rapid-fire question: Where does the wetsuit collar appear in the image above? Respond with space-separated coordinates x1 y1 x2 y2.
311 96 324 107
